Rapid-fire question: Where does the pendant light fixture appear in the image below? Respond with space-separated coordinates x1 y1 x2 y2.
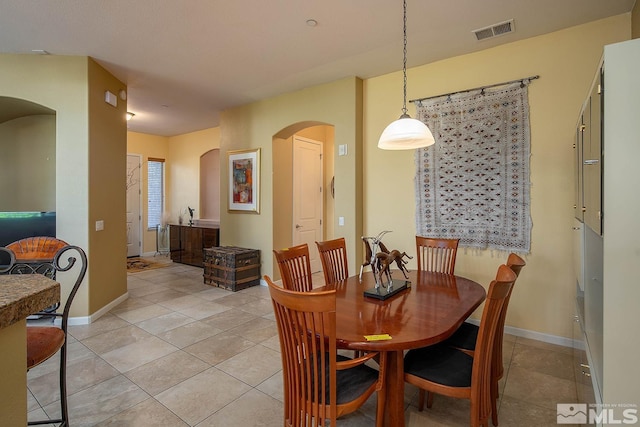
378 0 435 150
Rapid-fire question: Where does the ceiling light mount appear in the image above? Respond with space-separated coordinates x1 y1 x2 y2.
378 0 434 150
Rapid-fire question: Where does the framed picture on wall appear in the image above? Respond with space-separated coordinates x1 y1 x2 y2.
228 148 260 213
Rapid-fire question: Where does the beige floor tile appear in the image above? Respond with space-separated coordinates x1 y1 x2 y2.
82 325 152 355
135 311 195 335
496 395 558 426
502 366 577 411
195 286 233 301
101 336 179 372
125 351 209 396
68 313 131 341
238 283 270 299
29 353 120 406
196 389 283 427
201 307 258 331
226 316 278 343
216 344 282 386
141 289 190 303
155 367 251 426
45 375 148 427
155 294 205 311
184 331 256 365
112 303 174 324
93 398 189 426
510 340 575 381
176 300 231 320
237 297 275 316
212 292 260 308
255 371 284 403
156 320 223 348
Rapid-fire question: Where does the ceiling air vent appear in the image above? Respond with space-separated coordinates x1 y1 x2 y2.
472 19 514 41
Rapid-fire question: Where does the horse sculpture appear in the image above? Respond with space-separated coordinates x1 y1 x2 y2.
360 231 413 287
375 249 412 286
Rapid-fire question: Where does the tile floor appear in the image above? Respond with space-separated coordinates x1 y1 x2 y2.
27 258 577 426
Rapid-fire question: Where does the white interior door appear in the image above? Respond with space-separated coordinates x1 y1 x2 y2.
293 136 323 272
126 154 142 257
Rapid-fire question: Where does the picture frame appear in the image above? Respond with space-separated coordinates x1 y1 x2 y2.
228 148 260 213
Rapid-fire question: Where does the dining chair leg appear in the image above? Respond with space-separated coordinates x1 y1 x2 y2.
426 391 434 409
491 378 499 426
418 389 425 411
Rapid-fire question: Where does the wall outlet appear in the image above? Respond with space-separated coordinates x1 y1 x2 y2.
96 220 104 231
338 216 345 226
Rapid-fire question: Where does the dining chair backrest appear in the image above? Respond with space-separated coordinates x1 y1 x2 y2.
273 243 314 292
265 275 386 426
415 236 459 274
492 253 526 378
316 237 349 285
469 264 516 424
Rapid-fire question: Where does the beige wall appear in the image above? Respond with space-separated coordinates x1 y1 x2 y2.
168 127 220 225
87 58 129 313
633 2 640 38
0 115 56 211
364 15 630 339
127 132 170 254
0 54 128 318
127 128 219 254
220 78 363 279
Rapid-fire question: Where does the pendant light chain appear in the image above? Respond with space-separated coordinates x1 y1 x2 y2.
401 0 408 116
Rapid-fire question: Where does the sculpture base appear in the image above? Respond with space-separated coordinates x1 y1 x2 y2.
364 279 410 300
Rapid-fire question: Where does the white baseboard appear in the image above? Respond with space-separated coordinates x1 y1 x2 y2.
465 318 577 349
66 292 129 326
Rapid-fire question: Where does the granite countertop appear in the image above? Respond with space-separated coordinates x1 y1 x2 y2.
0 275 60 329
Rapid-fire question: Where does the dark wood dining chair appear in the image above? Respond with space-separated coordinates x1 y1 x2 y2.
273 243 314 292
415 236 460 274
440 253 526 425
3 240 88 427
316 237 349 285
403 264 517 427
265 275 386 427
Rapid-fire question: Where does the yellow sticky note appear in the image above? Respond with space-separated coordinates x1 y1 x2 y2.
364 334 392 341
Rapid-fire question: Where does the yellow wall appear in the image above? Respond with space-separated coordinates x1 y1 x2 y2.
0 115 56 211
127 132 170 254
87 58 128 313
220 78 363 279
633 2 640 38
364 15 630 339
168 127 220 224
127 128 219 254
0 54 128 318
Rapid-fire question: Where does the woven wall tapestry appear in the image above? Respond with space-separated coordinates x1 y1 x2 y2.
414 81 532 253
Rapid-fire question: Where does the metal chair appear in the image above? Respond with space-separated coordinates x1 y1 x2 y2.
3 240 87 427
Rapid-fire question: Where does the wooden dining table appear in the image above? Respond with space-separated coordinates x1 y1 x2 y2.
321 269 486 427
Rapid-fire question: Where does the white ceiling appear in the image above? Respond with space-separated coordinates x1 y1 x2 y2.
0 0 634 136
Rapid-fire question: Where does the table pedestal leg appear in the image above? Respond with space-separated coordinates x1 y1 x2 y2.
382 350 405 427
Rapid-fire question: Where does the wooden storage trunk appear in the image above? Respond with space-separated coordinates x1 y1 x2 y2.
204 246 260 291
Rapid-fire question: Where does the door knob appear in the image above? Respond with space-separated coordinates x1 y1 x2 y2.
295 224 302 229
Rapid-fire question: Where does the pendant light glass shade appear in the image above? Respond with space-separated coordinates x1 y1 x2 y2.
378 0 435 150
378 115 435 150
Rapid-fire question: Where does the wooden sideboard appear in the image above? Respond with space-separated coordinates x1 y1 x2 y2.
169 225 219 267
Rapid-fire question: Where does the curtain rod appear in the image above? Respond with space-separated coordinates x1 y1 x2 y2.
410 75 540 104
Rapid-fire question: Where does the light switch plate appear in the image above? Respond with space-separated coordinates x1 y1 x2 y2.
338 144 348 156
95 220 104 231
